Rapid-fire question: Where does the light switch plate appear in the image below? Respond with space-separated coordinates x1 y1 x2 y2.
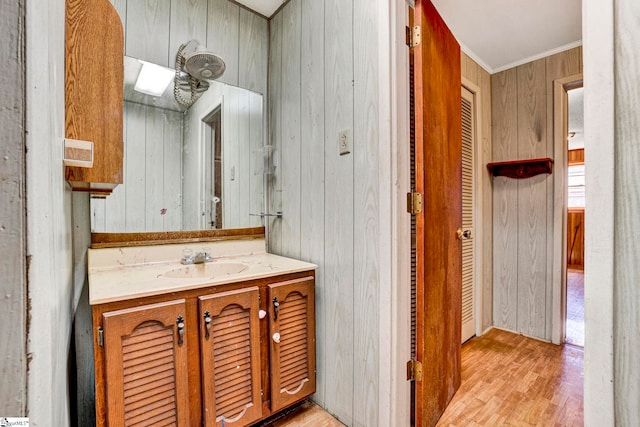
338 129 351 156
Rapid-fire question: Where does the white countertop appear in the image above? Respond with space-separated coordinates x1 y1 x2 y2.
88 238 317 305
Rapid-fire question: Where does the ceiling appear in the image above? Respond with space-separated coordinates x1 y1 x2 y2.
235 0 582 74
234 0 284 18
428 0 582 73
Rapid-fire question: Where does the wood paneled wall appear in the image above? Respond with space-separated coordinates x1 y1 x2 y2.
92 103 184 232
567 210 584 267
0 0 27 414
461 53 493 333
613 0 640 421
492 47 582 340
568 148 584 164
268 0 380 424
109 0 268 93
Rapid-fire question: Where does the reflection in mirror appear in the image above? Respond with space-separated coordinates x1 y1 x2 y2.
90 56 265 232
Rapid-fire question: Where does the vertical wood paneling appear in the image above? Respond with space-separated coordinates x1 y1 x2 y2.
249 92 264 227
279 0 302 259
145 109 166 231
163 111 183 230
323 0 354 423
299 0 326 407
353 0 379 424
0 0 26 411
224 85 241 228
125 0 171 66
614 0 640 421
169 0 207 69
125 103 146 231
491 48 583 340
238 8 268 95
492 69 519 331
207 0 240 86
268 12 283 254
516 59 547 338
237 89 251 226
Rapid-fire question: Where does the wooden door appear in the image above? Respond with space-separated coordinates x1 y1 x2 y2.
268 276 316 412
199 287 262 427
102 299 190 426
461 86 476 343
413 1 462 425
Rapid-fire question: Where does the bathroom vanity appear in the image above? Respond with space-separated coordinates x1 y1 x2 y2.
88 233 317 426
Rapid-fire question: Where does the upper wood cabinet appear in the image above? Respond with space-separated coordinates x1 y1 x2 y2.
65 0 124 196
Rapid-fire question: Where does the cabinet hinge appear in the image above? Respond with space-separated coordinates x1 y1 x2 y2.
407 192 423 214
406 25 421 48
407 359 423 382
97 327 104 347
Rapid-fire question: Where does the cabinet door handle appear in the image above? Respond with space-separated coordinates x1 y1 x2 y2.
176 316 185 346
272 297 279 321
203 311 211 340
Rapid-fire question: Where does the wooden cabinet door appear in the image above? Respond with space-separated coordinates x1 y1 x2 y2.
199 287 262 427
268 277 316 412
102 299 190 426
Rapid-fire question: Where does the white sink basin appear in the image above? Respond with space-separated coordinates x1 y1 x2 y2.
161 262 249 279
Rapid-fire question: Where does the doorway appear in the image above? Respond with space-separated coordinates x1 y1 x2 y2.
203 106 223 229
565 87 585 346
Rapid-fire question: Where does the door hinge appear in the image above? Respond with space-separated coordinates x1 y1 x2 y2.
407 192 423 214
97 327 104 347
407 359 423 382
406 25 421 48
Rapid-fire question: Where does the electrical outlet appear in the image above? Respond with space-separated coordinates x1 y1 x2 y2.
338 129 351 156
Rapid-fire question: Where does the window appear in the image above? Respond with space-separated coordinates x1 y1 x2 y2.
568 164 585 208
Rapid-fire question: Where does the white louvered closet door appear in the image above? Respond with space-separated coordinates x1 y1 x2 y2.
461 87 476 343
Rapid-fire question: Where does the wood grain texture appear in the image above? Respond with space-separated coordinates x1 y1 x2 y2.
514 53 548 340
491 69 519 332
125 0 170 66
0 0 26 413
299 0 326 408
279 0 302 259
414 1 462 424
613 0 640 422
238 8 269 95
567 210 584 267
436 328 584 426
207 0 240 86
169 0 207 70
353 0 380 424
65 0 124 192
268 11 283 255
323 0 355 424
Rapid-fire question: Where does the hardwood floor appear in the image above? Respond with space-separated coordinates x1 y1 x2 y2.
566 269 584 347
436 328 584 426
252 401 345 427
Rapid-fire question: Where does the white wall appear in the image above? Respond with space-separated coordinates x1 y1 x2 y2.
268 1 393 425
25 0 90 424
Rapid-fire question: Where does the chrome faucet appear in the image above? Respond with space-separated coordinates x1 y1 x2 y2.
181 249 212 265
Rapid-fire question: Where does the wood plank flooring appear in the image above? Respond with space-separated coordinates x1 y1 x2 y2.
565 269 584 347
436 328 583 426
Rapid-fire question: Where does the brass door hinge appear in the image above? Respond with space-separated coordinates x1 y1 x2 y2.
407 192 423 214
97 327 104 347
406 25 421 48
407 359 423 382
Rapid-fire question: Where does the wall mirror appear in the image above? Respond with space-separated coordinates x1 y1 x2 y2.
91 0 269 233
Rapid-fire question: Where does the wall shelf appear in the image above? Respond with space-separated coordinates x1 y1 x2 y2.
487 157 553 179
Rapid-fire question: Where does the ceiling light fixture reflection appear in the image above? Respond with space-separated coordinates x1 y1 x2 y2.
134 61 174 97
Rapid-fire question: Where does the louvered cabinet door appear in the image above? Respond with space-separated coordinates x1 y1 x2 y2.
199 287 262 427
102 299 190 427
268 277 316 412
